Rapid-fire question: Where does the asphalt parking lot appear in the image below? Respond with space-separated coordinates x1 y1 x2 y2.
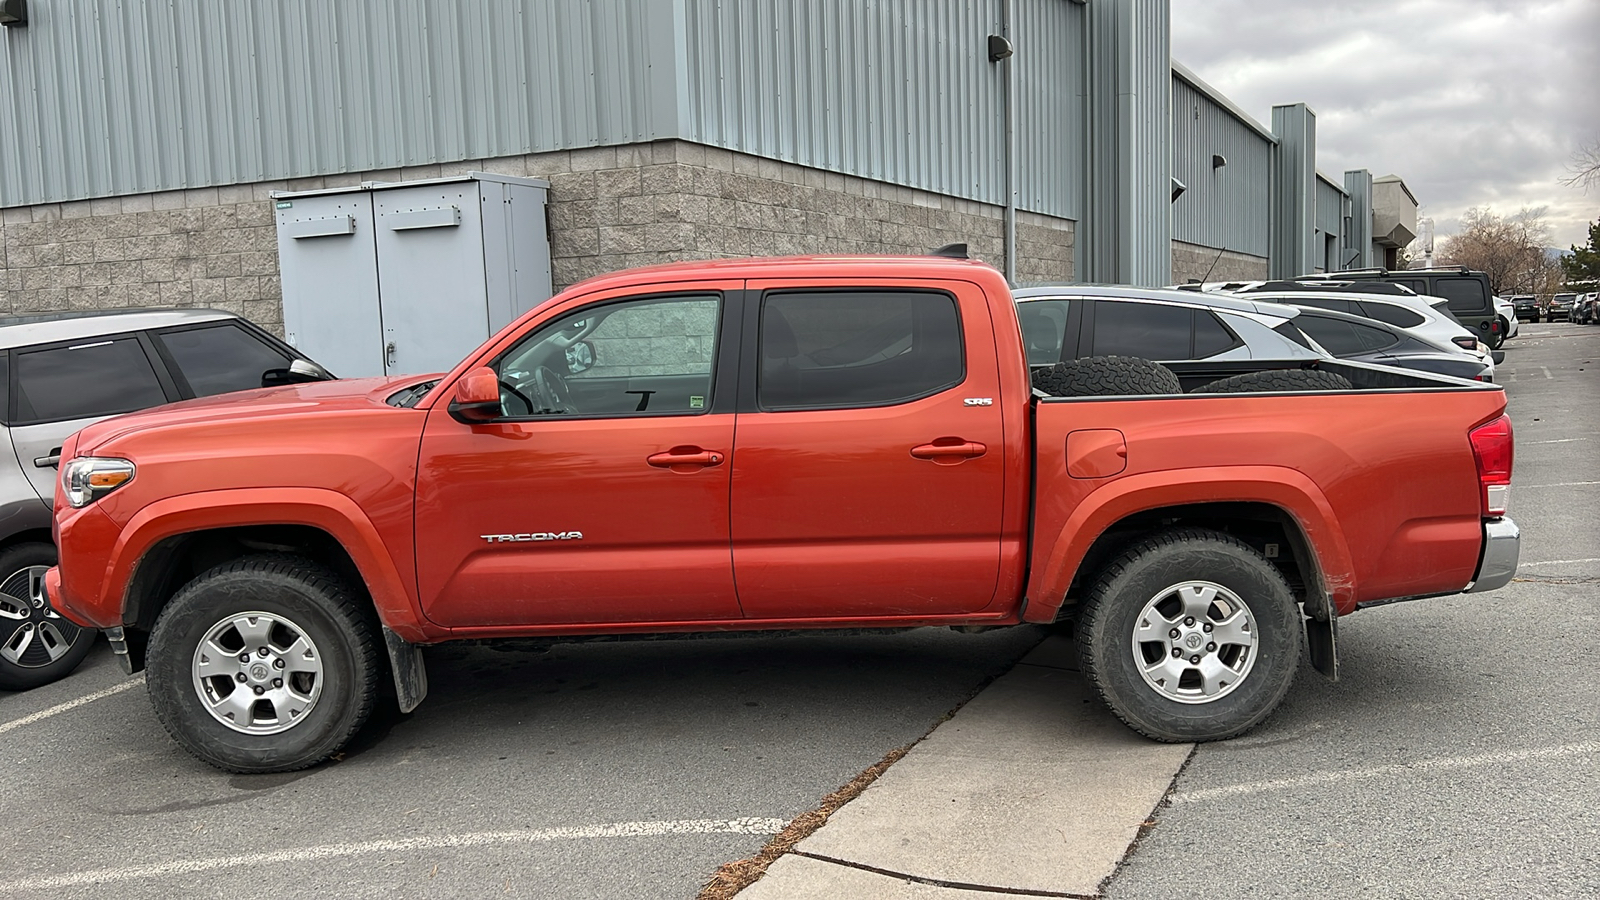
2 322 1595 899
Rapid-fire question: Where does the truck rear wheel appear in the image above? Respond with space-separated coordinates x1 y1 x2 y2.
1077 529 1301 742
146 554 380 773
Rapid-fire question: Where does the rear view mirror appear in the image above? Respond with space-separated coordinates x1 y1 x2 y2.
565 340 596 375
448 366 503 423
261 358 335 387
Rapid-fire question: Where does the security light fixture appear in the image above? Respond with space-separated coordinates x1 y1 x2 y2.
988 34 1013 62
0 0 27 27
1171 177 1188 202
1212 154 1227 169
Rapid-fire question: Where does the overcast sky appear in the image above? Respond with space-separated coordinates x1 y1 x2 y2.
1170 0 1600 251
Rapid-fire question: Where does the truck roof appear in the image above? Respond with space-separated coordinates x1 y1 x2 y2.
565 255 1005 294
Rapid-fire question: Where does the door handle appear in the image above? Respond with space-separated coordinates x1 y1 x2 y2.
647 447 726 472
385 342 397 369
34 448 61 469
910 440 987 462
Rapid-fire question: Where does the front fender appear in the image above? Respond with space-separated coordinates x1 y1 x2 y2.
101 488 436 642
1022 465 1356 624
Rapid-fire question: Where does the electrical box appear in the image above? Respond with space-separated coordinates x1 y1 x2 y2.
273 173 552 378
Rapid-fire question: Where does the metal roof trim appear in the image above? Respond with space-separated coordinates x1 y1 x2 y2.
1171 59 1278 144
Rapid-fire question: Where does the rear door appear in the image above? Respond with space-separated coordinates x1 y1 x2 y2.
8 335 180 501
729 279 1006 619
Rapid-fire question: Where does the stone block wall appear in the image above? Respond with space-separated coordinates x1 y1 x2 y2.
0 140 1077 339
1170 240 1268 285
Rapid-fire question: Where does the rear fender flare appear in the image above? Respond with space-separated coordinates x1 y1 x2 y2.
1023 466 1356 623
106 488 435 642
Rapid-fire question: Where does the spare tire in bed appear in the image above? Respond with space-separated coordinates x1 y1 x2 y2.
1032 356 1183 397
1189 369 1352 394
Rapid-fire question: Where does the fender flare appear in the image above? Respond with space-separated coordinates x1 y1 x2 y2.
105 487 437 642
1022 465 1357 623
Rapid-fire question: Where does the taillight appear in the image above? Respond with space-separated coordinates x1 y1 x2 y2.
1451 336 1478 351
1469 415 1513 517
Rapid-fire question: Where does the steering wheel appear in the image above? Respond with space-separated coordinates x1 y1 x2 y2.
499 379 536 417
533 366 576 415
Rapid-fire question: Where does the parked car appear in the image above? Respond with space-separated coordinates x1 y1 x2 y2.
1572 293 1598 325
1202 287 1496 380
1284 307 1493 382
1509 295 1542 323
1548 293 1577 322
1013 285 1326 385
1294 266 1503 349
48 255 1516 773
0 308 332 691
1493 296 1519 339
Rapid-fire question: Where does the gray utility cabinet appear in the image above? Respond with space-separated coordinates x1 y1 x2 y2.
273 173 552 378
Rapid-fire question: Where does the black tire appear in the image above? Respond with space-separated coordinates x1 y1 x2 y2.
1032 355 1182 397
1190 369 1352 394
0 542 95 692
146 554 381 773
1076 528 1302 742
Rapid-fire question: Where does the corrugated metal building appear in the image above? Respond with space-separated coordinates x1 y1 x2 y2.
0 0 1408 331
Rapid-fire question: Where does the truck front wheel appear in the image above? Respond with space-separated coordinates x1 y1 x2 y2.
146 555 381 773
1077 529 1301 742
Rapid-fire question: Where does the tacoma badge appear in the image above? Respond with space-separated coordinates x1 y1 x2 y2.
480 532 584 543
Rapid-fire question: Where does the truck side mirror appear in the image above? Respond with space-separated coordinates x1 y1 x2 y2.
448 366 503 423
565 340 596 375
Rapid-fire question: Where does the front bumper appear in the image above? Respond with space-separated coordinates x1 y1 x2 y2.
1464 517 1519 593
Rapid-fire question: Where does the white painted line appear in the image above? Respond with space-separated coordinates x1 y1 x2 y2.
1519 557 1600 567
1523 439 1591 445
1174 742 1600 805
1540 366 1553 379
0 675 143 736
0 817 788 891
1518 480 1600 486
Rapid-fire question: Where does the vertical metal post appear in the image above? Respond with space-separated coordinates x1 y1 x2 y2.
1002 0 1017 283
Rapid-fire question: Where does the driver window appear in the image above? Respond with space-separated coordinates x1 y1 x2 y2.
496 294 721 417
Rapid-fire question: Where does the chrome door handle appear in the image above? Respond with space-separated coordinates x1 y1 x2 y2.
34 453 60 469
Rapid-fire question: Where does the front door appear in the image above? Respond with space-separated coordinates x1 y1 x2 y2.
730 281 1008 619
415 285 744 628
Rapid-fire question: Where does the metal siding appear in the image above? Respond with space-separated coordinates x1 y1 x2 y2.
1269 103 1316 279
1343 169 1373 270
1315 175 1344 239
0 0 672 207
681 0 1080 219
1170 75 1271 258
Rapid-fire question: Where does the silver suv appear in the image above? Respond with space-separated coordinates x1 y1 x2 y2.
0 308 331 691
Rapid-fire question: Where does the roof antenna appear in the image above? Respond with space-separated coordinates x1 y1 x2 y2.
1198 245 1226 286
929 243 969 259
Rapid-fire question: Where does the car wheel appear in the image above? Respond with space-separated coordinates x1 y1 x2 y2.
1076 528 1302 742
1189 369 1352 394
146 554 381 773
0 543 96 691
1031 355 1182 397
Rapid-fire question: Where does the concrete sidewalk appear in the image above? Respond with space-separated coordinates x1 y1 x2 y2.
739 635 1193 898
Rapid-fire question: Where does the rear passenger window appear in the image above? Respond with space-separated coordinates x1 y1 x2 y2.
759 291 963 410
1434 277 1488 314
1351 321 1399 351
1091 301 1192 360
156 324 294 398
15 338 169 423
1017 300 1071 365
1294 317 1366 356
1192 311 1237 357
1354 302 1425 329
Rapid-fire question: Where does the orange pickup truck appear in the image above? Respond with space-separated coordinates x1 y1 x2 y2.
47 255 1518 773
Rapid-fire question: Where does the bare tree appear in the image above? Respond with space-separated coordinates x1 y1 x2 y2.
1560 138 1600 190
1437 207 1554 294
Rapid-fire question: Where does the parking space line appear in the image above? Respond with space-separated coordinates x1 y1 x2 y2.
1540 366 1553 379
1172 741 1600 805
1523 440 1592 446
1518 480 1600 486
0 818 788 891
0 676 143 736
1519 557 1600 567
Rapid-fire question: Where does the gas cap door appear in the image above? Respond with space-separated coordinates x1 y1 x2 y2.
1066 429 1128 479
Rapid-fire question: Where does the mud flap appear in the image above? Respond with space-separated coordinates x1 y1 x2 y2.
1304 611 1338 680
382 626 429 713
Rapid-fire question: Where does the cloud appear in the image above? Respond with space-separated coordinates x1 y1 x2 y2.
1172 0 1600 249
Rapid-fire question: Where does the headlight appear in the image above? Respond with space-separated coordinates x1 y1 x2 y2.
62 457 136 508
